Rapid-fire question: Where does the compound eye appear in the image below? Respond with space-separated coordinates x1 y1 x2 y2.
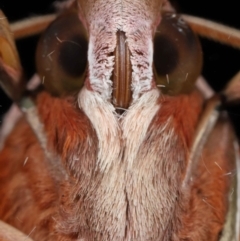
154 12 202 95
36 10 88 96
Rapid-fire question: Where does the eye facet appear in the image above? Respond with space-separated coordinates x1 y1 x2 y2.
154 13 202 95
36 10 88 96
58 35 88 78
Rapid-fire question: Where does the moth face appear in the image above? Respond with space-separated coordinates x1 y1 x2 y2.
36 0 202 109
77 0 164 106
0 2 235 241
78 0 202 105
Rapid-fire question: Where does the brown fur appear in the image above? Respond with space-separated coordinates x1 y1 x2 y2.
0 92 98 240
0 0 236 240
0 88 235 240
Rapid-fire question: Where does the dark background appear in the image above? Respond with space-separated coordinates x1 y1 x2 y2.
0 0 240 136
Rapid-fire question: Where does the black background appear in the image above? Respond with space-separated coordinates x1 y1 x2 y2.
0 0 240 136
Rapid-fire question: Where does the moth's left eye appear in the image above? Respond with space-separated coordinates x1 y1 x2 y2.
154 13 202 95
36 10 88 96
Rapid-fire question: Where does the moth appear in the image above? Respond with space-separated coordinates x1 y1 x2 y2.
0 0 240 240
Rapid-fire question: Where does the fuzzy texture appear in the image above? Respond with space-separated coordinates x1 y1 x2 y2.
0 88 235 241
0 0 236 240
78 0 163 100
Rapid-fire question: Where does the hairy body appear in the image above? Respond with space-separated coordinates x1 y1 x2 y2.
0 88 235 240
0 0 237 240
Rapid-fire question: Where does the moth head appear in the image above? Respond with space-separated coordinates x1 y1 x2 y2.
35 0 202 109
80 0 166 102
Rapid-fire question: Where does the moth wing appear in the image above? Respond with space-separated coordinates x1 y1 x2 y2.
0 10 24 101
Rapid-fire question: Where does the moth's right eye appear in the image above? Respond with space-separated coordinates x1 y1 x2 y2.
36 11 88 96
154 13 202 95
